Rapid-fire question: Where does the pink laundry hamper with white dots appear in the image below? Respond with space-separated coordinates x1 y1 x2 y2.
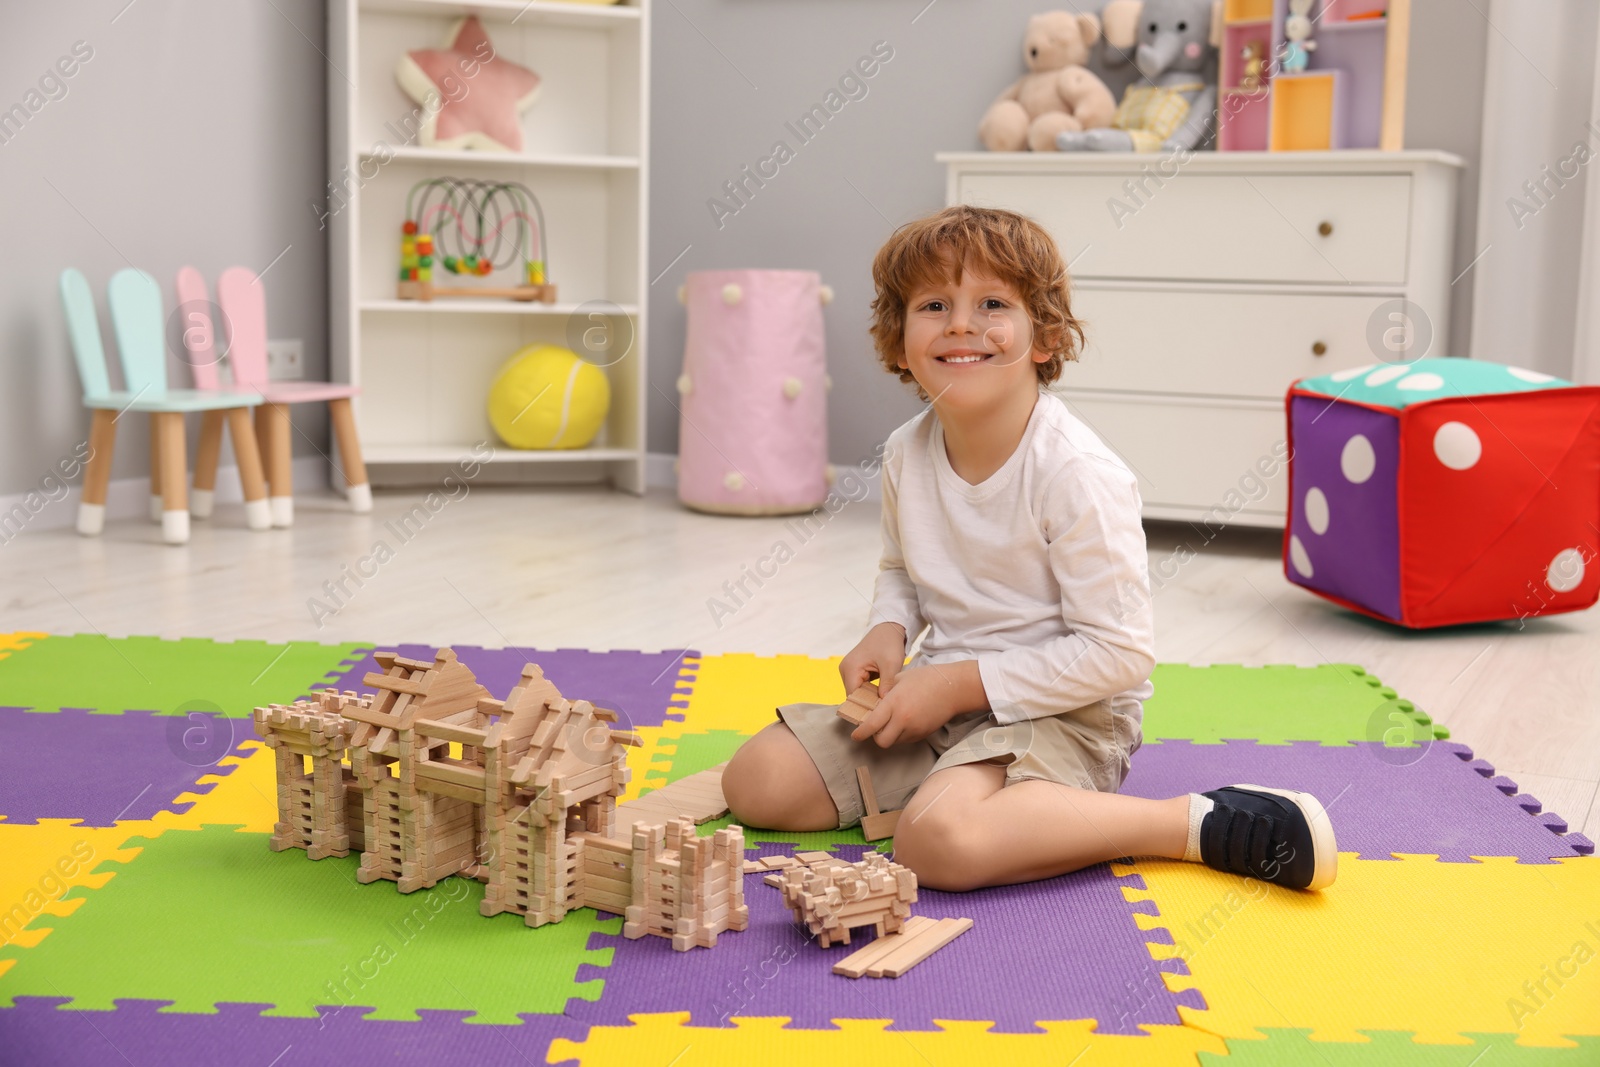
675 269 832 515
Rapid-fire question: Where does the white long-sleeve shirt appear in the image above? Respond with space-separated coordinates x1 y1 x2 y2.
869 389 1156 726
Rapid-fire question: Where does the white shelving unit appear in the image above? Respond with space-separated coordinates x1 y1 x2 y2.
329 0 649 491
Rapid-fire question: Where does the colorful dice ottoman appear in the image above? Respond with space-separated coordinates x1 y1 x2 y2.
1285 358 1600 628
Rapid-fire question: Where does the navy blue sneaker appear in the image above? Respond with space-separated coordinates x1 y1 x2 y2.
1199 785 1337 890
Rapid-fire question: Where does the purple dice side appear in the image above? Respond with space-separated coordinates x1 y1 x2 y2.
1287 394 1402 621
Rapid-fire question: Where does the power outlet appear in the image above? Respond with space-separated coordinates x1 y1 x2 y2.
266 339 306 381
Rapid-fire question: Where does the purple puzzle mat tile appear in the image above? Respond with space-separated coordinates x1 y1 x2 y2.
569 845 1203 1034
0 998 589 1067
1121 739 1593 862
0 707 252 826
319 645 697 731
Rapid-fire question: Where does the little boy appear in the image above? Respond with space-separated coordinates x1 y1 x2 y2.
722 205 1337 893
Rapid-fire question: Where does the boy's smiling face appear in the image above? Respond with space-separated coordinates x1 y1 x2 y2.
898 258 1049 411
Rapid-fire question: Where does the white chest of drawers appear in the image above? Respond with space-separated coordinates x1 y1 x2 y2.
940 150 1464 528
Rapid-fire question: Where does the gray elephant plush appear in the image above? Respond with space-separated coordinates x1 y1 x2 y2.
1057 0 1222 153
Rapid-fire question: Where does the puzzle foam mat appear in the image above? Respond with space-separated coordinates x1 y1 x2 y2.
1 633 1596 1065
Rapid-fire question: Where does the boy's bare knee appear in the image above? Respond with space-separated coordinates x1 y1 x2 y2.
892 811 985 892
722 725 836 832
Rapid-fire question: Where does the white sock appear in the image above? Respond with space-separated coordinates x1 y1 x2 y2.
1183 793 1214 862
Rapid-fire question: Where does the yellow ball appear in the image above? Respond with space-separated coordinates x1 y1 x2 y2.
487 344 610 449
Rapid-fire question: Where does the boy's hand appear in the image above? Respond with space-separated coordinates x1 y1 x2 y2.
851 661 986 747
839 621 908 694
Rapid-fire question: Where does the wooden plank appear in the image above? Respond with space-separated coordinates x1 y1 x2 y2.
414 759 486 790
832 915 937 978
794 851 833 865
412 775 481 803
836 684 879 726
868 917 974 978
365 672 429 696
415 720 490 746
855 765 881 817
861 809 902 842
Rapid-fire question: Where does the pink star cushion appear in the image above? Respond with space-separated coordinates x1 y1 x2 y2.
394 16 541 153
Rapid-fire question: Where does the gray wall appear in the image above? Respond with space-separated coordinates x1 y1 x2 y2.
0 0 328 498
645 0 1491 465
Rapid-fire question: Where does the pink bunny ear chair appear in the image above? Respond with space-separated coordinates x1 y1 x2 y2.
213 266 371 526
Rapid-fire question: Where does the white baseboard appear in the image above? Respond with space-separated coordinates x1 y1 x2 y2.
0 456 328 538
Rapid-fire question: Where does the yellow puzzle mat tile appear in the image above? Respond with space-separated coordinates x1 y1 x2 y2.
154 742 280 835
0 818 149 965
671 653 845 736
1117 854 1600 1046
0 631 48 661
548 1013 1228 1067
619 724 680 802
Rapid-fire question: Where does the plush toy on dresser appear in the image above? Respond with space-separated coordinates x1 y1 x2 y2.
1057 0 1222 153
978 10 1118 152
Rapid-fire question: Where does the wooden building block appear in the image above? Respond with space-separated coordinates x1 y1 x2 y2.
867 917 974 978
832 915 937 977
854 764 904 842
861 810 902 842
835 683 880 726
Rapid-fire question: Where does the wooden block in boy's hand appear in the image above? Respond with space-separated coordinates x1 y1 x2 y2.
836 683 880 726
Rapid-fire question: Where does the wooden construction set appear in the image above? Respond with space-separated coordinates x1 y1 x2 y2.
255 648 968 973
253 648 744 949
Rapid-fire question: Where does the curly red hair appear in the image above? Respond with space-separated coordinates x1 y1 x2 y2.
869 205 1084 399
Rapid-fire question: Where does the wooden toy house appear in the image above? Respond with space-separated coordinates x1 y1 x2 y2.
253 689 369 860
477 662 637 927
256 647 747 951
622 817 749 951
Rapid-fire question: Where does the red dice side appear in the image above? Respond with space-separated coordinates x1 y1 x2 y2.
1399 387 1600 627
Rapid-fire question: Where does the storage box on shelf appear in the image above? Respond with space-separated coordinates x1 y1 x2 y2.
941 149 1462 528
1219 0 1409 152
329 0 649 490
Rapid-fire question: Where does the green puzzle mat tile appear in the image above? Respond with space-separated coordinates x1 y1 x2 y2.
0 825 614 1022
1201 1029 1600 1064
1142 663 1447 745
0 631 47 661
0 634 370 716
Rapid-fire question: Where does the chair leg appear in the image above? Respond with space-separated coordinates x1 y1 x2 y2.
328 398 371 513
156 411 190 544
265 403 294 527
255 405 273 493
192 410 225 519
226 407 272 531
148 414 164 523
78 409 118 536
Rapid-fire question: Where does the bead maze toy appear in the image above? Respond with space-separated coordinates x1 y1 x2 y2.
254 647 748 950
396 177 557 304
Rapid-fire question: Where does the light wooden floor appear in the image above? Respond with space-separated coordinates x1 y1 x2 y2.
4 484 1596 839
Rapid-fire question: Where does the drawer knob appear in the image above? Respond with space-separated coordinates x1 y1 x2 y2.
1318 221 1334 237
1312 341 1328 356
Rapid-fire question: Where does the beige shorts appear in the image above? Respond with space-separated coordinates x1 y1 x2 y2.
775 697 1142 829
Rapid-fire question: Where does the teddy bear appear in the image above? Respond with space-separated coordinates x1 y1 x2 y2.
978 10 1118 152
